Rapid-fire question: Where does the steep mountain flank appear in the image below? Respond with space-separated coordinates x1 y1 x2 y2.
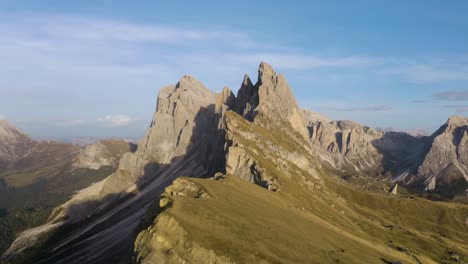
0 120 35 169
306 118 384 173
135 111 468 264
417 116 468 195
305 114 466 195
3 75 235 263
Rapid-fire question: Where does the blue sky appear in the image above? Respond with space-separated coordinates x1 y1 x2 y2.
0 0 467 140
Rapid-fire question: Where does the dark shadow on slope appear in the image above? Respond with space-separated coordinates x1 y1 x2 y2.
0 208 7 218
0 166 115 258
371 132 431 180
3 104 228 264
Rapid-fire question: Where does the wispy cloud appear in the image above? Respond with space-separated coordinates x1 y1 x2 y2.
331 105 392 112
443 104 468 112
434 90 468 101
97 115 137 127
15 115 142 127
1 15 253 48
384 61 468 83
15 119 86 127
410 99 428 103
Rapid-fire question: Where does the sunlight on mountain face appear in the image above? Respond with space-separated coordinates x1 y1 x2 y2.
0 2 467 264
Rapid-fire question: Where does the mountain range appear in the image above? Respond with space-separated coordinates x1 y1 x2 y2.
0 122 135 257
1 63 467 264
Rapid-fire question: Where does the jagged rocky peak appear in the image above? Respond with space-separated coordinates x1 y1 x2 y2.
48 73 231 225
447 115 468 126
141 75 219 163
217 86 236 111
417 115 468 192
236 62 310 140
235 74 256 119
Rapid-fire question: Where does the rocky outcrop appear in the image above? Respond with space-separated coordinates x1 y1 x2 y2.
306 114 468 194
72 140 135 170
135 178 233 264
135 214 233 264
302 109 330 124
163 178 211 200
307 119 384 172
235 62 310 141
417 116 468 193
0 120 35 169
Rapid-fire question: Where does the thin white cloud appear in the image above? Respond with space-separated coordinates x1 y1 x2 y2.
0 15 254 51
434 90 468 101
331 105 392 112
15 119 86 127
443 104 468 112
384 62 468 83
97 115 136 127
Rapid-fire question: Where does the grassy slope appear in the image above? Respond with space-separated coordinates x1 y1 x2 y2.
160 174 467 264
141 112 468 264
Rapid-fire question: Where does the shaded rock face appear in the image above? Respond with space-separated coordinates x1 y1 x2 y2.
417 116 468 192
304 113 467 194
94 75 229 203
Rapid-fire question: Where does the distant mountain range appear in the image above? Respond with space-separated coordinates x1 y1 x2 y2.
0 121 135 257
1 63 467 264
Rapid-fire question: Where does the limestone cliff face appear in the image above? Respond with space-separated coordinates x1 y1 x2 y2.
226 63 318 189
417 116 468 192
54 75 230 223
236 62 310 141
307 119 384 172
305 114 467 194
